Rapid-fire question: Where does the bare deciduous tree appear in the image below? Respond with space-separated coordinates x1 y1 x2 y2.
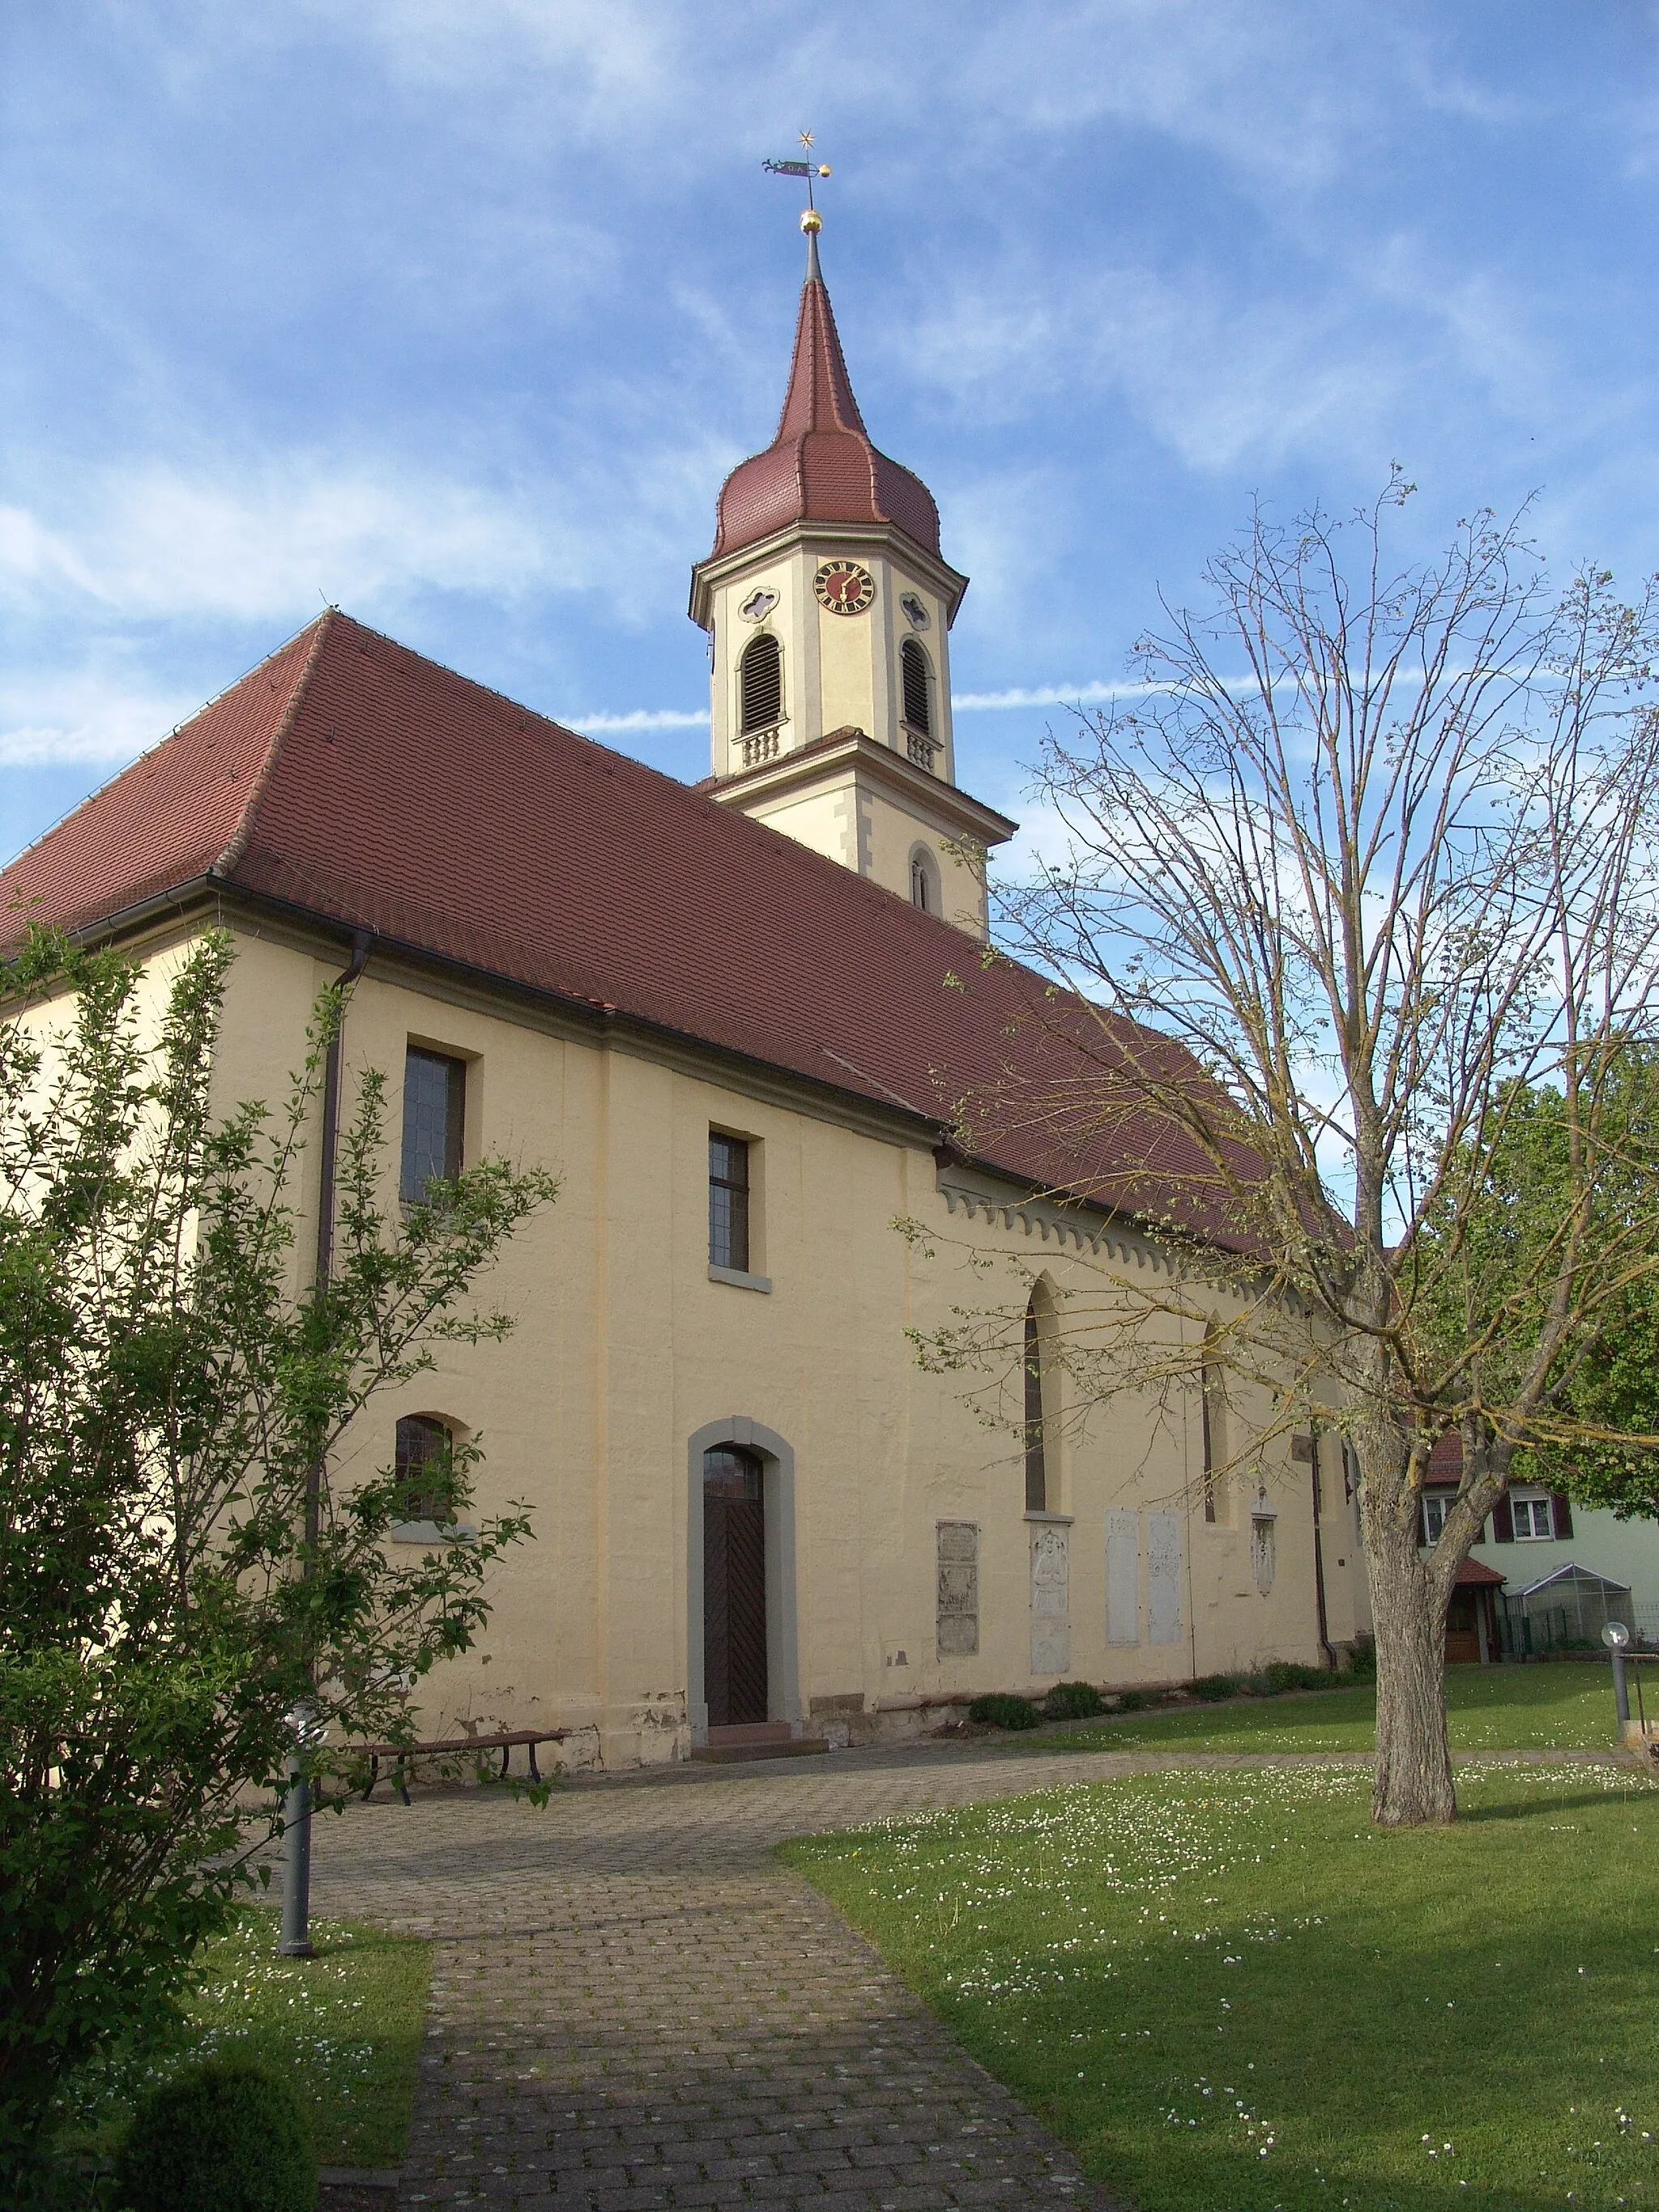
923 477 1659 1826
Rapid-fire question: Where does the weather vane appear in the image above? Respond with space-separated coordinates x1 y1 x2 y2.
763 130 831 238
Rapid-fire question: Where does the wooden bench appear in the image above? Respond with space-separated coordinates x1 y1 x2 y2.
354 1728 569 1803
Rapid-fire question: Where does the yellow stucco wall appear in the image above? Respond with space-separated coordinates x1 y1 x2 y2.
116 920 1349 1770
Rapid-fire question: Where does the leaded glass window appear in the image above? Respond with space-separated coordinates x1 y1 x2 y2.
400 1048 465 1202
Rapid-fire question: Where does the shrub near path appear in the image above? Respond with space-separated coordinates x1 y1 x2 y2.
783 1761 1659 2212
1035 1662 1624 1757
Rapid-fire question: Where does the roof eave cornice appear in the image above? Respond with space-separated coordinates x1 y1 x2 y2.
689 519 969 630
708 731 1017 846
52 876 951 1158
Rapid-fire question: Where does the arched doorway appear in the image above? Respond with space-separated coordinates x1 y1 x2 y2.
686 1418 800 1746
702 1445 768 1726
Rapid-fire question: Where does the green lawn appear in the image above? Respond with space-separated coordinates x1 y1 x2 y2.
57 1909 429 2169
1034 1661 1625 1756
783 1760 1659 2212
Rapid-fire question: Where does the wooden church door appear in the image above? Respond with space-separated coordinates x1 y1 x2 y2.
703 1446 768 1727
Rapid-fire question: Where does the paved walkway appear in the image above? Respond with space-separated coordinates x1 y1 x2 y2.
308 1737 1624 2210
309 1738 1239 2210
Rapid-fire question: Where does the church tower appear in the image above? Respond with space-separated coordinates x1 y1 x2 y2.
689 223 1014 937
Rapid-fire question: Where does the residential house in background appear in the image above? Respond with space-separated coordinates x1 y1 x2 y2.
1421 1434 1656 1657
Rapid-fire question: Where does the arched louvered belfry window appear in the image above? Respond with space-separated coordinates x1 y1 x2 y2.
740 632 783 733
901 637 932 736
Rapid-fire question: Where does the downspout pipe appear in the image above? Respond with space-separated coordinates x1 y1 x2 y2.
279 928 374 1959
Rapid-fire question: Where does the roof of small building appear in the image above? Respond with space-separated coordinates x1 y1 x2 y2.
1455 1558 1507 1588
1514 1562 1631 1598
707 250 941 563
0 609 1248 1243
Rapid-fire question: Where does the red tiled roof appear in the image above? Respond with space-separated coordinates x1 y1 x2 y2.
1428 1432 1464 1477
0 611 1250 1242
710 261 941 561
1456 1558 1506 1587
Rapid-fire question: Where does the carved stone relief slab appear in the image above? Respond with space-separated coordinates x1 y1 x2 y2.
1030 1521 1070 1675
936 1520 979 1657
1106 1509 1141 1645
1147 1511 1183 1645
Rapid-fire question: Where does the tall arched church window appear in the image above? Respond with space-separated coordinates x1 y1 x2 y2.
740 632 783 733
901 637 932 736
1200 1323 1226 1524
910 843 940 914
1024 1292 1048 1512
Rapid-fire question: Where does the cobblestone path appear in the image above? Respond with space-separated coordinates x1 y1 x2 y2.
306 1739 1228 2210
311 1739 1617 2210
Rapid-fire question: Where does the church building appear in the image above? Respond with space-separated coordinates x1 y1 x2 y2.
0 230 1366 1769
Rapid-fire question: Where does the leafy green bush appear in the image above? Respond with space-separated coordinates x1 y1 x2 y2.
113 2056 313 2212
0 930 555 2189
1259 1660 1333 1694
1041 1681 1105 1721
969 1694 1042 1730
1346 1635 1377 1680
1113 1689 1154 1712
1189 1673 1242 1702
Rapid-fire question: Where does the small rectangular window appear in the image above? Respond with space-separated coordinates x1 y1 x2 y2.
401 1047 466 1201
709 1133 749 1272
1422 1493 1452 1545
1512 1494 1553 1540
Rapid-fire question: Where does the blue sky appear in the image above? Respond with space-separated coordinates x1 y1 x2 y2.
5 2 1659 876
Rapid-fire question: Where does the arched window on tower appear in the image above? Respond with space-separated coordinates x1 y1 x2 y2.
740 633 783 735
901 637 932 736
909 843 940 914
1024 1289 1050 1513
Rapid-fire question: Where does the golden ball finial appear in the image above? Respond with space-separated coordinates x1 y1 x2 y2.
800 208 822 234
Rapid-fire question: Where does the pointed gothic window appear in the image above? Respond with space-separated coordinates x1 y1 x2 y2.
901 637 932 736
740 633 783 733
1024 1291 1047 1512
1200 1323 1226 1524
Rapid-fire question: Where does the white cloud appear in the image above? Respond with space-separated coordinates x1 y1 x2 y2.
0 463 544 620
954 681 1128 710
0 668 198 769
0 435 729 629
566 706 709 733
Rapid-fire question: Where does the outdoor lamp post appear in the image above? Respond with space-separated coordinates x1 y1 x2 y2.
1602 1618 1631 1733
278 1703 319 1958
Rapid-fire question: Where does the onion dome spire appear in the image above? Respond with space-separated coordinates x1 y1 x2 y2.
708 192 941 562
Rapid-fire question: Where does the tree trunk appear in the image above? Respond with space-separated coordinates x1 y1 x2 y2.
1367 1520 1456 1826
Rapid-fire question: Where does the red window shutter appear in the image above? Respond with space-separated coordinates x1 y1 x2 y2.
1550 1492 1575 1541
1491 1493 1515 1543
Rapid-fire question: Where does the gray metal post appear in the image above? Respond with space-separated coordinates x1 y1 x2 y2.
277 1760 314 1958
1613 1647 1631 1729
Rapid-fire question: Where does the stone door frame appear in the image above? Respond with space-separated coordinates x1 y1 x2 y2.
686 1417 800 1746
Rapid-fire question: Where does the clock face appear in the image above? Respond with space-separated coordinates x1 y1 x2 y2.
814 559 876 616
